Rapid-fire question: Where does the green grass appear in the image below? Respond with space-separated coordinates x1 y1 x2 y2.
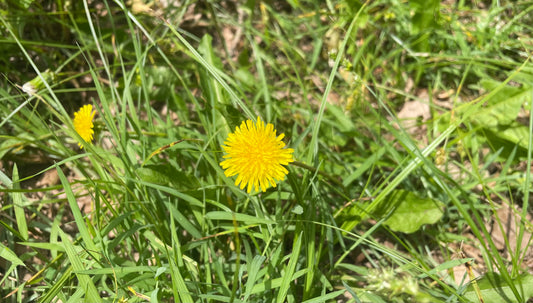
2 0 533 302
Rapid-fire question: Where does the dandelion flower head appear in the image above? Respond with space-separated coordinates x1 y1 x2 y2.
220 117 294 193
73 104 95 149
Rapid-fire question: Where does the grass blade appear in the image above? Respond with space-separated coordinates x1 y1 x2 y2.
59 230 100 302
277 230 303 303
12 164 28 240
55 163 98 254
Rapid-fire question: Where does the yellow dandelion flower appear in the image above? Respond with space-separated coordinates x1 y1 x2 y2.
73 104 95 149
220 117 294 193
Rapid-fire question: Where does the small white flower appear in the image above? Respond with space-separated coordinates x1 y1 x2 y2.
22 82 37 96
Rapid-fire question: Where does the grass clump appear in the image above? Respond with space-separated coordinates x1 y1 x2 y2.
1 1 533 302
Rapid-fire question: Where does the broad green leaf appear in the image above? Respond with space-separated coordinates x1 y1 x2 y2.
409 0 440 34
462 79 532 155
476 79 530 126
464 273 533 303
381 190 444 234
150 288 160 303
481 123 531 158
409 0 440 53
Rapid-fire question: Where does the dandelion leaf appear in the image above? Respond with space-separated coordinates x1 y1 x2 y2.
463 272 533 303
476 79 529 125
461 79 531 160
338 190 443 233
380 190 444 234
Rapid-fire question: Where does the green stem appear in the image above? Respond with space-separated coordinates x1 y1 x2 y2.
290 161 345 190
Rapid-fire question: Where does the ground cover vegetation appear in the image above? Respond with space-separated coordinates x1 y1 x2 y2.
1 0 533 302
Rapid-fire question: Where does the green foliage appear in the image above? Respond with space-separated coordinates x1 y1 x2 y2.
381 190 444 234
464 273 533 303
468 79 532 158
1 0 533 302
